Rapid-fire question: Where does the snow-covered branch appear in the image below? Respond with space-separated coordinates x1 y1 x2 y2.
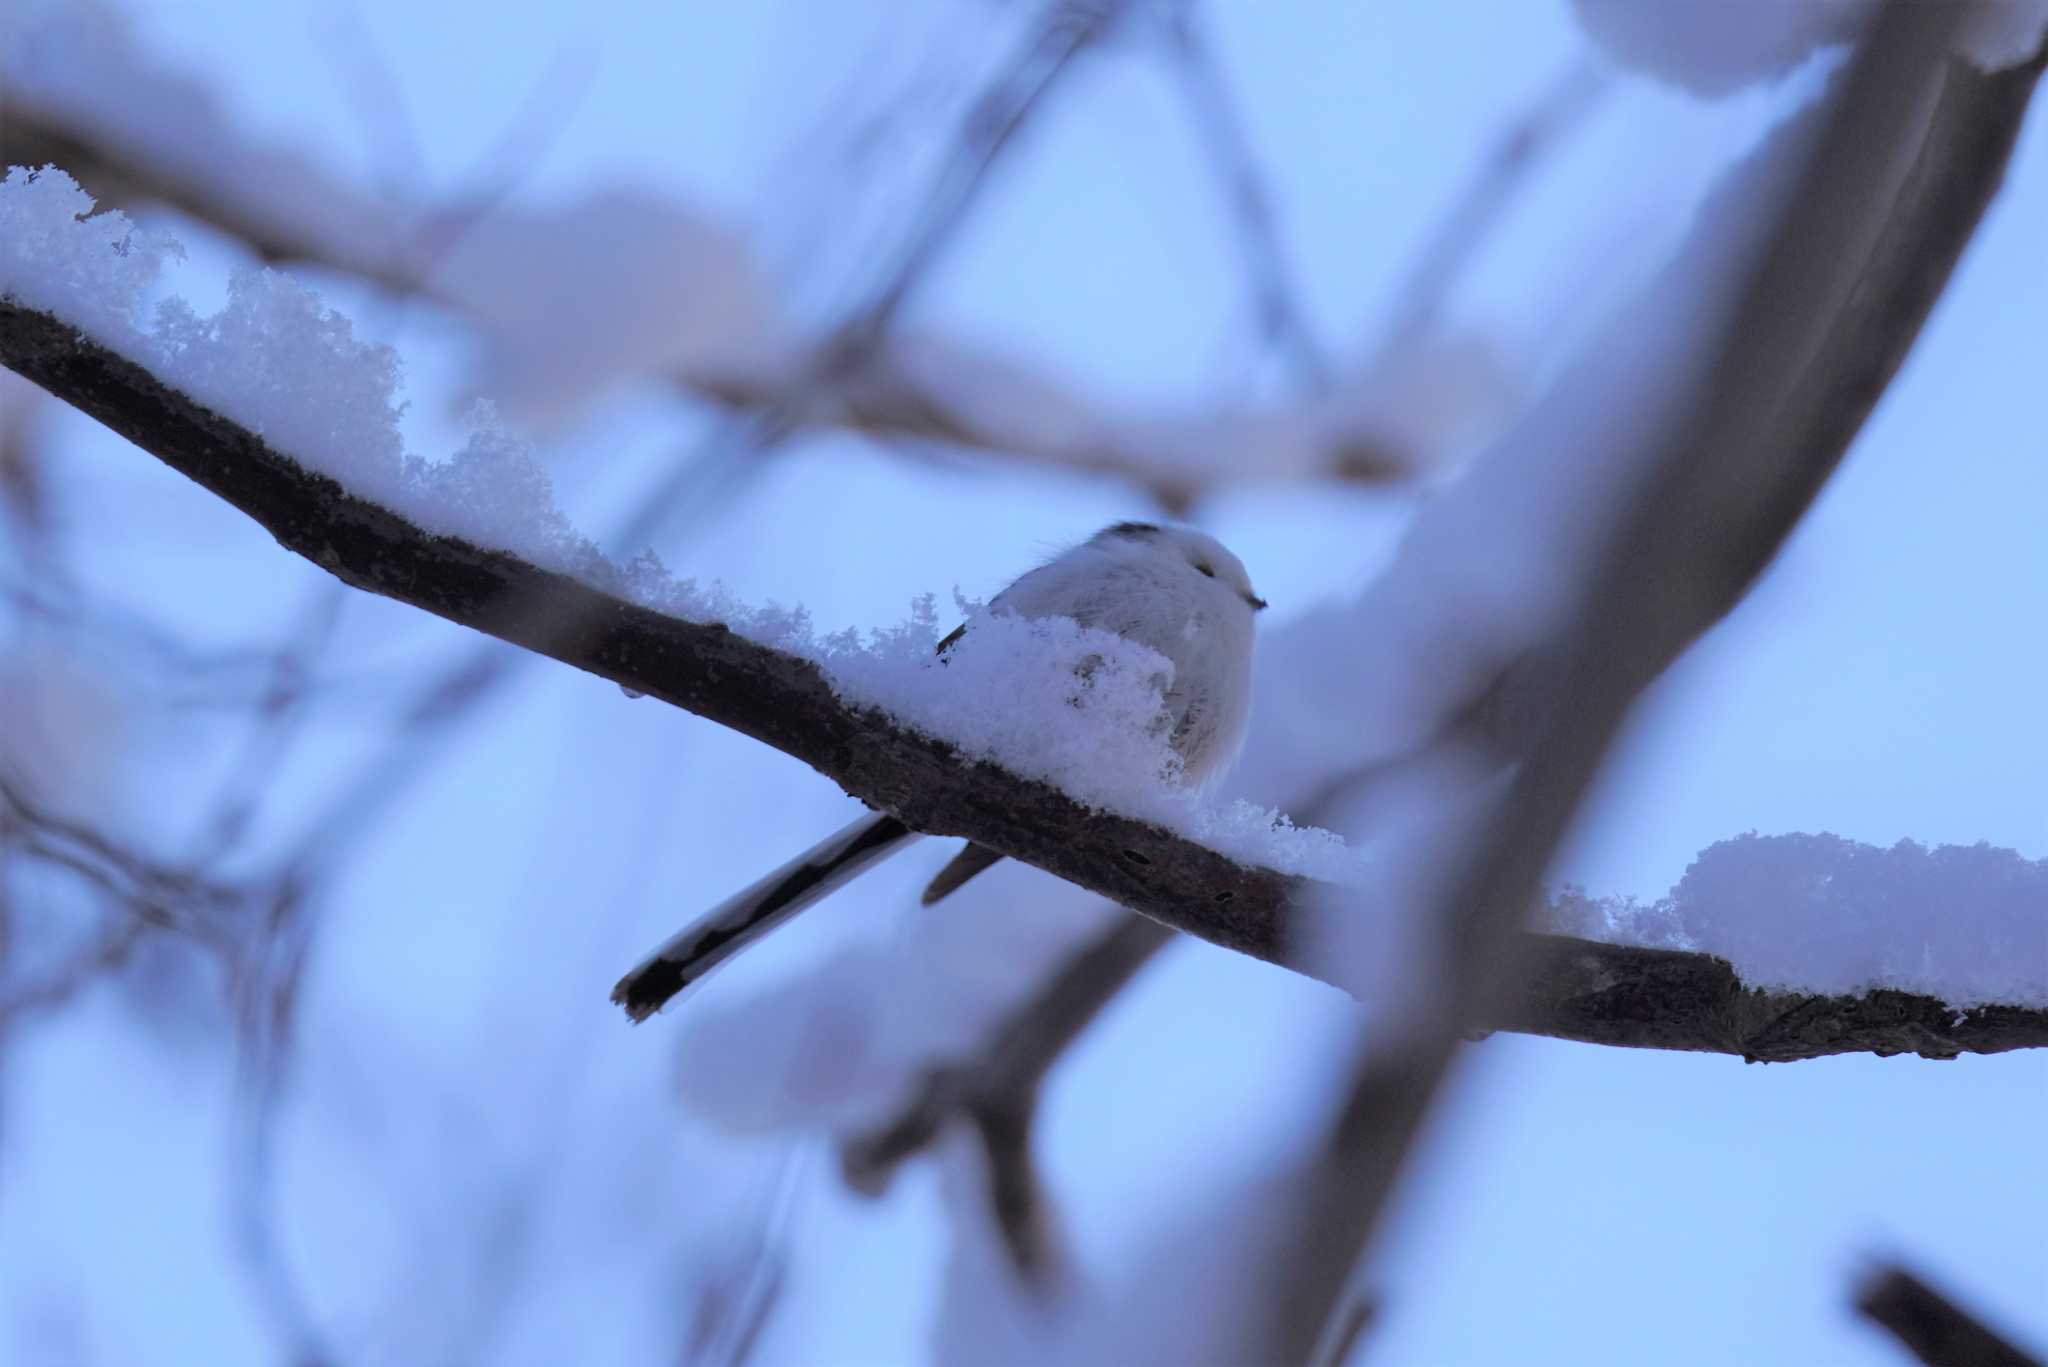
8 300 2043 1071
1264 12 2048 1361
0 293 1321 956
1496 929 2047 1063
832 859 2043 1274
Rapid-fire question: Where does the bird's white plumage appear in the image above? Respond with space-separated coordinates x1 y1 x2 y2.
986 522 1261 787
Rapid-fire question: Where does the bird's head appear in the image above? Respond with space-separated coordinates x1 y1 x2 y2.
1093 520 1267 613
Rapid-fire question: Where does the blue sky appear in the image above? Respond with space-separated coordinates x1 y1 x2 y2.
5 1 2044 1363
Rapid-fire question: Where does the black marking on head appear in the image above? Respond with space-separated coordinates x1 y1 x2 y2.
1195 562 1216 579
1102 521 1161 540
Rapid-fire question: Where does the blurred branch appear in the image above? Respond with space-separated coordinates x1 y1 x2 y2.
833 0 1125 350
0 101 413 292
1 571 332 706
188 584 348 863
226 874 337 1367
703 340 1439 512
1474 36 2047 768
0 916 143 1024
0 373 48 541
0 771 243 950
1856 1263 2044 1367
1283 10 2021 1361
1377 61 1607 352
4 7 1458 505
0 765 328 1362
836 896 2048 1277
1158 0 1331 382
5 301 2048 1063
839 915 1171 1276
689 0 1440 507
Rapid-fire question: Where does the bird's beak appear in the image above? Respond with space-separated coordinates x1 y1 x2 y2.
1246 593 1268 611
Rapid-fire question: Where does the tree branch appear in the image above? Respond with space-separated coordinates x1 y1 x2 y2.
1855 1263 2045 1367
1497 933 2044 1063
839 915 1172 1276
4 295 2046 1068
1281 13 2041 1360
1376 60 1607 353
828 895 2047 1270
1159 0 1332 383
0 294 1311 959
3 22 1453 506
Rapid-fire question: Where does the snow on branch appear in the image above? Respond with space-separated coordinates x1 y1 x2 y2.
4 293 2043 1063
0 279 1325 945
1269 12 2046 1358
832 844 2044 1272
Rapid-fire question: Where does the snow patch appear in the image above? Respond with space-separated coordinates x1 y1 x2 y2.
1542 834 2047 1008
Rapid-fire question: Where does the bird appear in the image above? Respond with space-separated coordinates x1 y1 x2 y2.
611 521 1266 1022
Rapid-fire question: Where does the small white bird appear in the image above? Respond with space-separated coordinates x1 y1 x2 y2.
612 521 1265 1021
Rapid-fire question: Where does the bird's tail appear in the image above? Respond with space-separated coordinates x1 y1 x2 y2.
920 842 1005 905
611 812 921 1022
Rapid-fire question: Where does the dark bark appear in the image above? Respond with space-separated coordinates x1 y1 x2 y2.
0 296 1309 965
3 302 2044 1069
1856 1264 2044 1367
1501 934 2047 1063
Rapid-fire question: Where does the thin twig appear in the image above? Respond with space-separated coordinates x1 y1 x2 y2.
1158 0 1331 383
227 874 335 1367
0 916 145 1024
6 7 1440 501
835 0 1125 352
1377 61 1607 353
839 915 1171 1275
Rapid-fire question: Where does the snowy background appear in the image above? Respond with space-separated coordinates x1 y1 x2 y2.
1 1 2044 1363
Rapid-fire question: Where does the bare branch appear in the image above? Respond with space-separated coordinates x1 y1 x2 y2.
833 0 1126 351
1856 1263 2044 1367
4 9 1459 502
839 915 1171 1275
0 101 413 292
0 771 243 949
1158 1 1332 382
833 888 2046 1228
1377 61 1607 352
0 915 143 1024
226 875 337 1367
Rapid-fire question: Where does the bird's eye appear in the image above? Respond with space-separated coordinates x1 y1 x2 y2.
1195 563 1216 578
